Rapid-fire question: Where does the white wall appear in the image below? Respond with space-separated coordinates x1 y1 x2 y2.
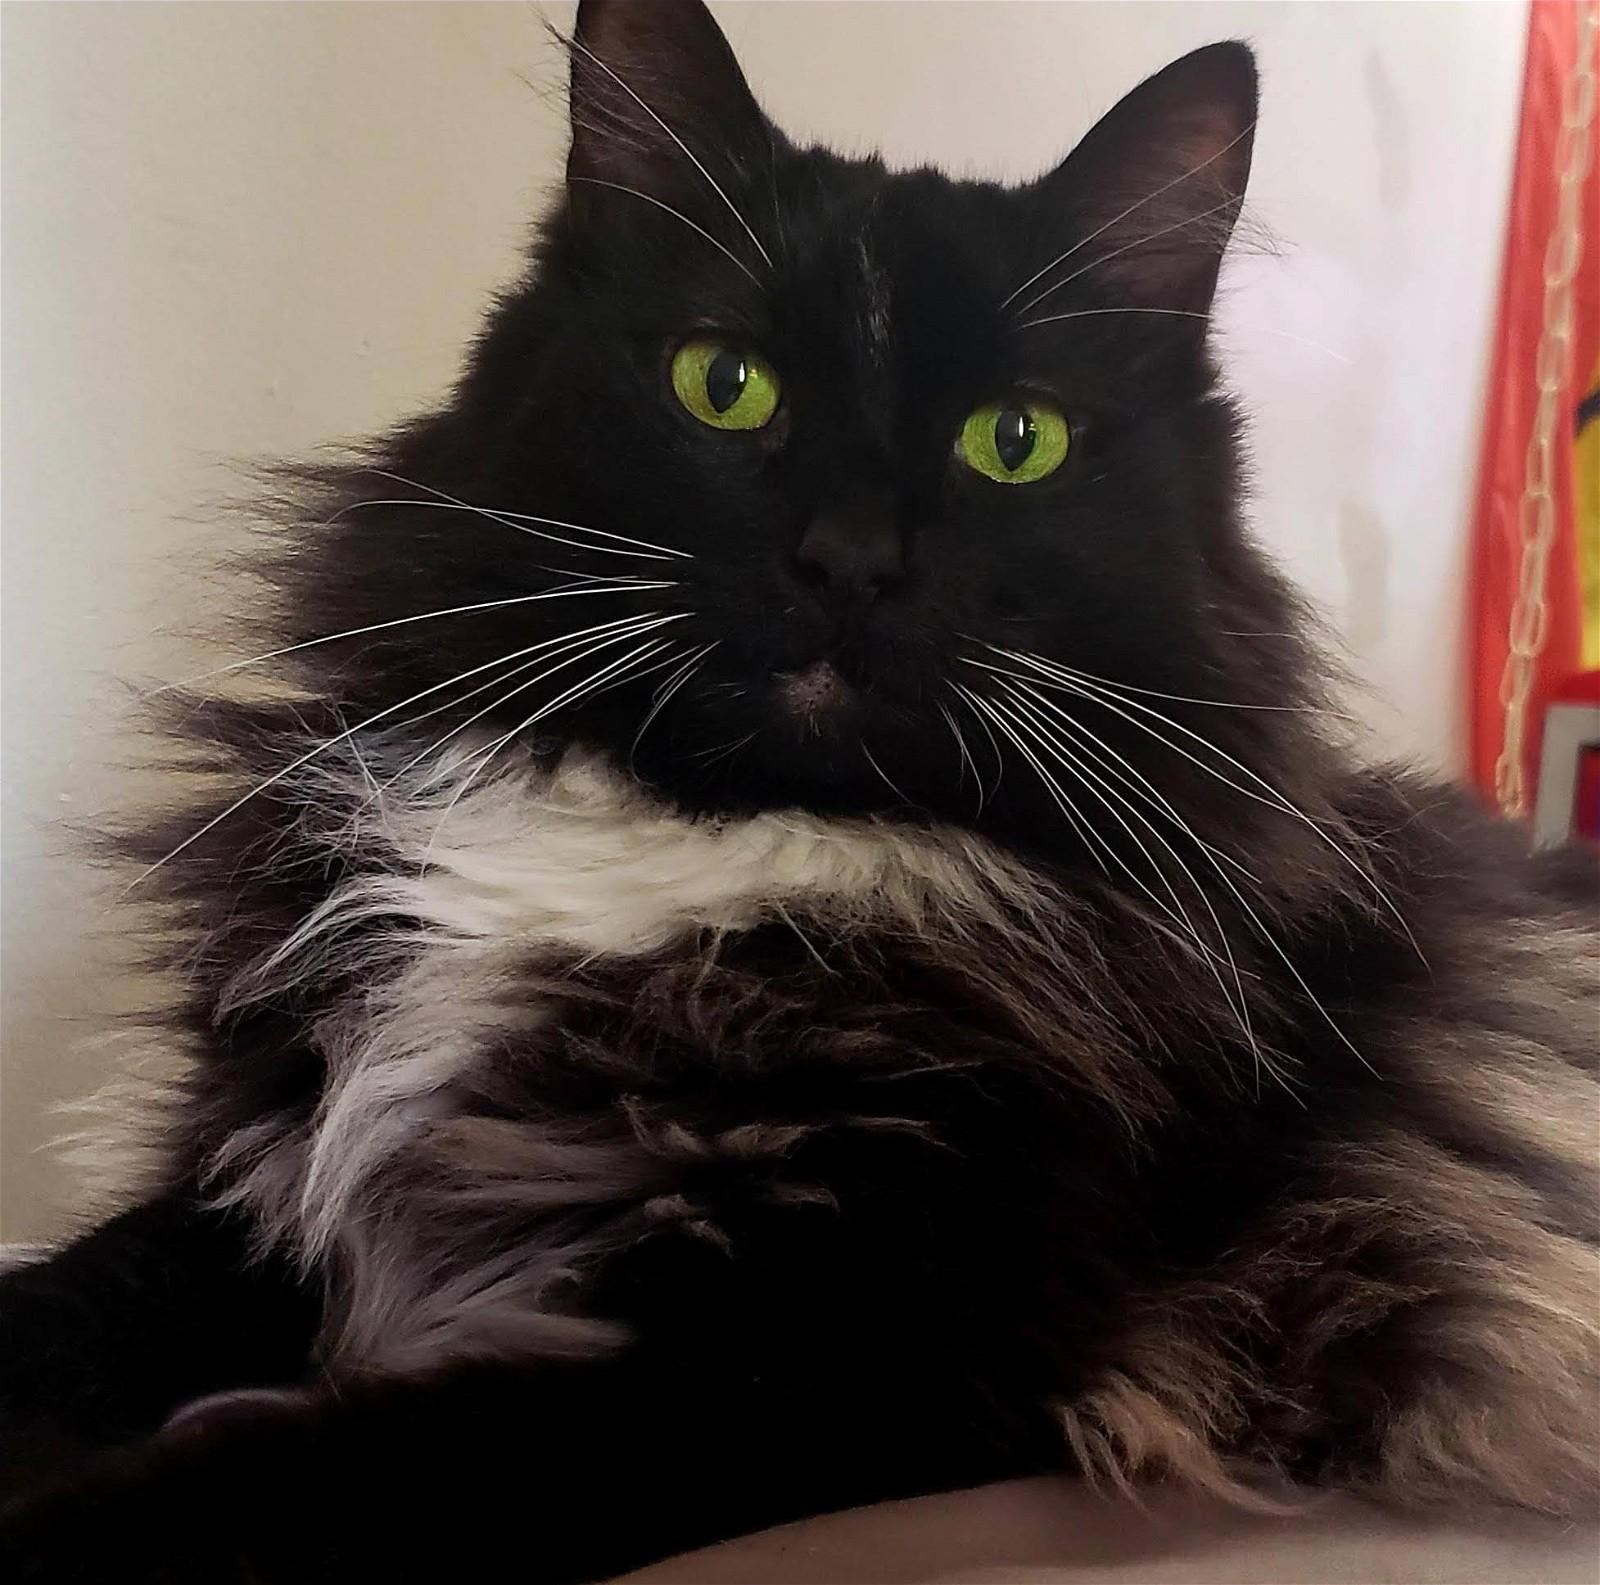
0 2 1524 1240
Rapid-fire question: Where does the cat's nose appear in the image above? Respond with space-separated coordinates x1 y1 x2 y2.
793 493 904 603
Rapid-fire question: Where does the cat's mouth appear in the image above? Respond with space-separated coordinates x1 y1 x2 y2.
773 661 854 728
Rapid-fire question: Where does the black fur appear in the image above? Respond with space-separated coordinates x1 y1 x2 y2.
3 3 1596 1579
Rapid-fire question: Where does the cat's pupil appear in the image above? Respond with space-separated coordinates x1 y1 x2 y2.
705 350 748 414
994 407 1036 471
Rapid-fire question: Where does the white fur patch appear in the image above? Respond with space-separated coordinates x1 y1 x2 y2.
209 746 1041 1374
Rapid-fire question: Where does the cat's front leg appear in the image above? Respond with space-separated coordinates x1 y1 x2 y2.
0 1381 336 1585
0 1359 774 1584
0 1359 718 1584
0 1343 1027 1585
0 1189 319 1497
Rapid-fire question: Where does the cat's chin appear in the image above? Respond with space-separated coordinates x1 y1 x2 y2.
612 659 943 820
655 718 930 822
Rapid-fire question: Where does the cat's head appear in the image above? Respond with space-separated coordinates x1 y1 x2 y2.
295 0 1320 855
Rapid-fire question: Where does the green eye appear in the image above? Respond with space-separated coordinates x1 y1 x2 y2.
956 399 1070 484
671 337 781 431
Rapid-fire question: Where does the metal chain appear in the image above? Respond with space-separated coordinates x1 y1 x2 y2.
1495 1 1599 819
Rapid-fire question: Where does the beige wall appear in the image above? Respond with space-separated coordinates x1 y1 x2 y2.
1 2 1523 1240
1 1 572 1239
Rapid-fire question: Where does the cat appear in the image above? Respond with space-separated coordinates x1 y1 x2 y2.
2 0 1596 1579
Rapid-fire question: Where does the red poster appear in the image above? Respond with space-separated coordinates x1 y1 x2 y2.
1468 0 1599 817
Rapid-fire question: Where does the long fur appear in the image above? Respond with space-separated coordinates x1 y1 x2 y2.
2 4 1596 1578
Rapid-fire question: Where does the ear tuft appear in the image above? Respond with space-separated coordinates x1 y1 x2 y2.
1021 42 1259 316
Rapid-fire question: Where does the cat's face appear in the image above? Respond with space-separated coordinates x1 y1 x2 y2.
305 0 1313 850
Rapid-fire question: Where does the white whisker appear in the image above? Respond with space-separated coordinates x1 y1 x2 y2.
121 629 639 895
993 688 1223 945
577 638 692 707
999 119 1256 311
398 614 686 790
951 686 1006 801
981 665 1376 1080
649 643 714 707
975 642 1352 718
443 628 686 788
1014 307 1352 366
980 650 1319 833
998 674 1260 887
369 615 666 774
1001 678 1325 1089
1016 195 1244 318
985 688 1235 984
937 701 987 817
568 178 764 287
953 684 1111 878
630 642 717 768
860 741 915 809
330 493 668 562
148 584 676 696
566 34 774 270
362 472 692 560
694 730 758 770
993 679 1272 1090
979 645 1422 960
420 633 681 867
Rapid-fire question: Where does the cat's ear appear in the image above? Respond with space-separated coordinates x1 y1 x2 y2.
566 0 770 205
1028 43 1257 315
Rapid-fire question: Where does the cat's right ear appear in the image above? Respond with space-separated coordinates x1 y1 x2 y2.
1027 43 1258 315
565 0 771 215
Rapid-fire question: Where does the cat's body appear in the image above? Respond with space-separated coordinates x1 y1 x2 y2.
2 3 1596 1579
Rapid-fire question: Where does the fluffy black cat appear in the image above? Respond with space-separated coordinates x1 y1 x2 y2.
3 2 1596 1579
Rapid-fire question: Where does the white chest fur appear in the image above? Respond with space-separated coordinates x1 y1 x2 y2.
208 749 1036 1374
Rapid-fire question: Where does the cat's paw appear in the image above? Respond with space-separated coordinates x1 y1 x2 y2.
0 1396 326 1583
161 1383 316 1436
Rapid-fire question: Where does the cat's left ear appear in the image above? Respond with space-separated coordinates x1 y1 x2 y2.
1025 42 1258 316
566 0 772 215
